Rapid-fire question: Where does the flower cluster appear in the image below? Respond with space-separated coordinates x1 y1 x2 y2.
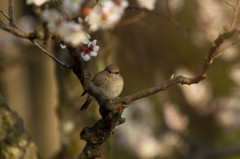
137 0 156 10
87 0 129 31
41 9 89 47
80 40 99 61
26 0 49 6
62 0 84 16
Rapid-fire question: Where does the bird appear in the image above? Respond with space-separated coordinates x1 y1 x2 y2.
80 64 124 111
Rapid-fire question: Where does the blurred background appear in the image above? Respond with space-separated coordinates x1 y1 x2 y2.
1 0 240 159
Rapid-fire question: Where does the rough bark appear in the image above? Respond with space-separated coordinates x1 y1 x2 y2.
0 95 39 159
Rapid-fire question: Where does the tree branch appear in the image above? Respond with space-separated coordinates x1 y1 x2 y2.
224 0 235 9
127 4 190 35
118 27 239 105
32 41 72 69
214 36 240 58
231 0 240 28
225 0 240 28
0 9 10 20
8 0 16 27
127 4 167 19
68 47 126 159
0 20 33 39
165 0 189 36
118 75 205 105
0 20 71 69
71 27 240 159
1 1 240 159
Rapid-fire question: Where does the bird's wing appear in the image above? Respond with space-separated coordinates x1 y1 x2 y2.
92 70 107 87
81 70 106 96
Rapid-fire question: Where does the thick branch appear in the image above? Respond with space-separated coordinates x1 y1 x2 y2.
69 48 126 159
70 48 114 110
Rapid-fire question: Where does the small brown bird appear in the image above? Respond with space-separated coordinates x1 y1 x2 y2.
80 64 124 110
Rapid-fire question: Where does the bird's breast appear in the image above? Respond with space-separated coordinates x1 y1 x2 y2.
102 76 124 98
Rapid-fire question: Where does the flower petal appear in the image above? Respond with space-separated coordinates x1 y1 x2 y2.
92 39 97 45
93 45 99 52
81 53 91 61
90 51 98 57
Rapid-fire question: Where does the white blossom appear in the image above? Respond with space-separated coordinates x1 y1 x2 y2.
88 39 99 56
90 51 97 56
26 0 49 6
137 0 156 10
41 9 63 30
88 9 103 31
57 21 88 47
41 9 88 47
62 0 84 15
88 0 129 31
102 0 128 29
80 39 100 61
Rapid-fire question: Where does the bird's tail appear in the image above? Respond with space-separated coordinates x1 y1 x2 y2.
80 95 94 111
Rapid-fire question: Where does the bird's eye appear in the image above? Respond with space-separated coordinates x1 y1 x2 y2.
108 70 112 73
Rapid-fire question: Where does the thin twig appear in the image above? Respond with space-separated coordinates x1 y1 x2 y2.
0 9 18 28
119 12 146 27
32 41 72 69
127 4 190 35
224 0 235 9
165 0 189 36
127 4 167 19
0 9 10 20
231 0 240 28
214 37 240 58
225 0 240 28
8 0 16 27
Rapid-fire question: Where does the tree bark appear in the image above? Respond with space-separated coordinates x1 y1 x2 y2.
0 95 39 159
